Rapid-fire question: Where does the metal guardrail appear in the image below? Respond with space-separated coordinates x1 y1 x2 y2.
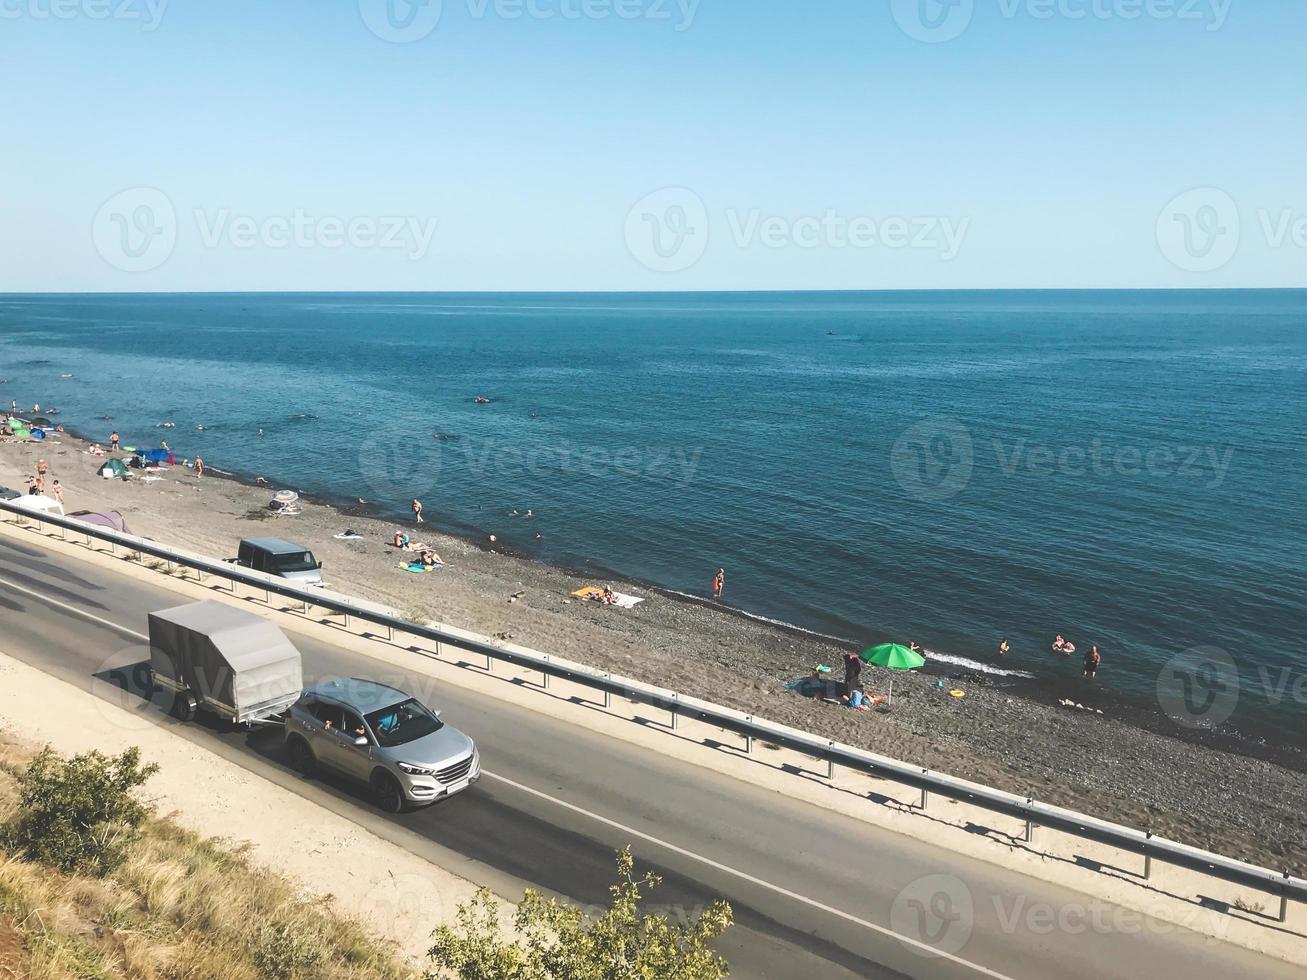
2 499 1304 919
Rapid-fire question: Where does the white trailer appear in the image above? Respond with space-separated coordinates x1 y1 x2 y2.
148 600 303 724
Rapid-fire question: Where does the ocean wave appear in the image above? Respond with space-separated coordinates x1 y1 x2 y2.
923 649 1036 679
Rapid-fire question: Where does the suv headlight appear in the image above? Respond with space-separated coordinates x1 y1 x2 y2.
397 762 436 776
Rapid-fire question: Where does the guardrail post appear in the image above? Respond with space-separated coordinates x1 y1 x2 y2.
542 657 550 689
671 694 678 730
745 716 753 753
1282 872 1292 923
1144 832 1153 880
827 743 836 780
920 770 930 810
1025 796 1036 843
604 675 612 709
386 624 393 641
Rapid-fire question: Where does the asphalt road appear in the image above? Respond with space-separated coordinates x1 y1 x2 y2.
0 534 1300 980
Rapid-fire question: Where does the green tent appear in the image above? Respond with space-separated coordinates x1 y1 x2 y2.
98 458 130 480
6 421 30 439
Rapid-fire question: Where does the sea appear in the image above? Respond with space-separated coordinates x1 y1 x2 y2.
2 291 1305 749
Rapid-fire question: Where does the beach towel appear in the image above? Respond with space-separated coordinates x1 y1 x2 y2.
400 561 441 573
571 586 643 609
334 532 363 540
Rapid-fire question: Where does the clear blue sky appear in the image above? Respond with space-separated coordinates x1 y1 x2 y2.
1 0 1303 291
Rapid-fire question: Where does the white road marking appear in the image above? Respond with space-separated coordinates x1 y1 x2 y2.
0 573 149 641
0 570 1012 977
482 771 1015 978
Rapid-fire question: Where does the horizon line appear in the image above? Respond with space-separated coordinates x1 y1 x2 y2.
3 286 1306 297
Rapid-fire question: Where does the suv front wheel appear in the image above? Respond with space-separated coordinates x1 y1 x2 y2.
371 771 407 814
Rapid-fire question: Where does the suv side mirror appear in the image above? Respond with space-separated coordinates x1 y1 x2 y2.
353 736 368 746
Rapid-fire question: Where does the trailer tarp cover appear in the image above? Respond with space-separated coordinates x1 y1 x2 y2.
148 600 302 718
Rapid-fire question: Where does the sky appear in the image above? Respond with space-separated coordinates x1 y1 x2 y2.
1 0 1304 291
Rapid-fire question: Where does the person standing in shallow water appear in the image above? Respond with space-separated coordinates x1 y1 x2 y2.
412 498 424 523
109 430 119 453
712 568 725 600
1083 645 1101 679
998 638 1010 657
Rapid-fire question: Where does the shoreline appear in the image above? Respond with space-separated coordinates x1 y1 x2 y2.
2 426 1306 872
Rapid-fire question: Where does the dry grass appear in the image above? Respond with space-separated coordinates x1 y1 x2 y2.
0 743 417 980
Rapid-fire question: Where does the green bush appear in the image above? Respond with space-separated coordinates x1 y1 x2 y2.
428 848 733 980
254 921 326 979
2 746 158 877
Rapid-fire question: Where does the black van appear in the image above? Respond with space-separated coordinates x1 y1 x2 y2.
234 537 323 586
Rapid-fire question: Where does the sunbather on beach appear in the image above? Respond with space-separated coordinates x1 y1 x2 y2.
420 550 441 567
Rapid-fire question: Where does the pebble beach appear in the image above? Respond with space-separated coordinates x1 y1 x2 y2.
1 429 1304 875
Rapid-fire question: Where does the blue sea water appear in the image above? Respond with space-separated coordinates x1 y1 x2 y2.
2 291 1305 742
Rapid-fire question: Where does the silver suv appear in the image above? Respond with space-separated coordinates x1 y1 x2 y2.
284 677 479 812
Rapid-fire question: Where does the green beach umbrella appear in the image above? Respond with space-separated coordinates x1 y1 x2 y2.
857 642 926 705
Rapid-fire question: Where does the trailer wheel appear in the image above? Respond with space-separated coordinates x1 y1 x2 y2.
372 772 407 814
171 691 198 722
287 735 316 777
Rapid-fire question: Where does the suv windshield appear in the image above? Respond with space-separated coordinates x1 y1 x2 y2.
273 551 318 573
365 698 443 747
